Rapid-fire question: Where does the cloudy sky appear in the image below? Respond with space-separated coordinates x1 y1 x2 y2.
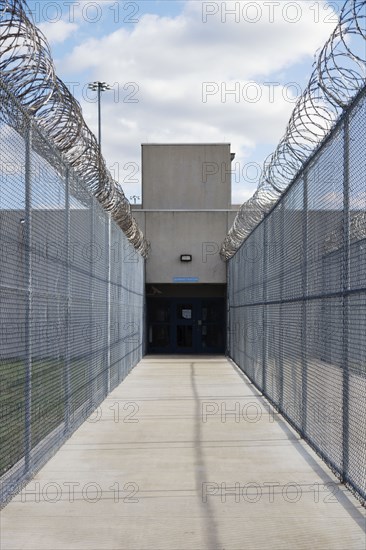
26 0 340 204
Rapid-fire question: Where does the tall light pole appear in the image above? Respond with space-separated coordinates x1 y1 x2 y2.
87 80 112 396
87 81 112 150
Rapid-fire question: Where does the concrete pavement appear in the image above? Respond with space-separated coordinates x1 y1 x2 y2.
1 356 365 549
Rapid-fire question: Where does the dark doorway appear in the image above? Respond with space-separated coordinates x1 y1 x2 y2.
147 297 226 354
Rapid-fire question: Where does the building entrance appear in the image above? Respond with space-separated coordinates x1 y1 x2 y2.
147 297 226 354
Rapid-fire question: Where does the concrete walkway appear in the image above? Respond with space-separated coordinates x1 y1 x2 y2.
1 356 365 550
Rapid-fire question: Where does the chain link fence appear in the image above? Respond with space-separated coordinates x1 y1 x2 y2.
221 0 366 259
227 87 366 506
0 81 145 507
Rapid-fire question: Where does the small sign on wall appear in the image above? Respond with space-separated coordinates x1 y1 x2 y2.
173 277 199 283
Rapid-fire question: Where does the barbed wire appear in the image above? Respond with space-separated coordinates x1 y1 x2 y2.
221 0 366 260
0 0 150 258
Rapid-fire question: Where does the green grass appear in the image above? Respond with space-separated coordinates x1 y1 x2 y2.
0 357 92 476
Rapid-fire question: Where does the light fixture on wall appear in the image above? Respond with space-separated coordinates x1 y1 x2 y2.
180 254 192 262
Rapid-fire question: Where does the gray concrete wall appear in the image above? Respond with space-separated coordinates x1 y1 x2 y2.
142 211 228 284
0 209 144 359
138 144 237 284
142 144 231 210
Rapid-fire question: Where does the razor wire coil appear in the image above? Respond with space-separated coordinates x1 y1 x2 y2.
221 0 366 259
0 0 150 257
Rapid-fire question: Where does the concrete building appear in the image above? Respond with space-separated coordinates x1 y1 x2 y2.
133 143 238 354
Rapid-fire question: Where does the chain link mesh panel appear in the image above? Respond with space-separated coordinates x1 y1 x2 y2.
227 88 366 506
0 83 145 507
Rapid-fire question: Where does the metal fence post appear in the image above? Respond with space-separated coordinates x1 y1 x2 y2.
279 204 284 409
24 123 32 472
262 220 267 394
301 172 308 436
342 113 350 483
226 260 230 355
89 196 95 406
106 214 111 395
64 167 71 432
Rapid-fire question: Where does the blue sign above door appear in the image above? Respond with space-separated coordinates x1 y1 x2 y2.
173 277 199 283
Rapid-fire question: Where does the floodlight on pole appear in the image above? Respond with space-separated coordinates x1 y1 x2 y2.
87 81 112 150
87 81 113 388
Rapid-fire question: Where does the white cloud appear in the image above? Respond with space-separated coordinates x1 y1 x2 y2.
39 21 78 44
52 0 338 203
